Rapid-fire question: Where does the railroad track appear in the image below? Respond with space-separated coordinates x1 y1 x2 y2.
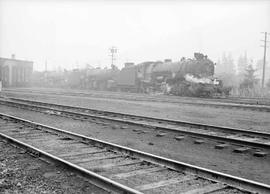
0 113 269 193
225 96 270 106
3 89 270 112
0 97 270 155
4 88 270 106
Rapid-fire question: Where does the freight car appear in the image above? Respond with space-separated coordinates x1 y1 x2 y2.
0 55 33 87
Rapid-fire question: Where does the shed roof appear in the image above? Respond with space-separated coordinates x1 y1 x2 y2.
0 57 33 64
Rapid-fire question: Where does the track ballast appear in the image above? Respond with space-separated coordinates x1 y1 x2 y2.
0 97 269 154
3 88 270 112
0 113 269 193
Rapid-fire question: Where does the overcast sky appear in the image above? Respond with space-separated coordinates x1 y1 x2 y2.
0 0 270 71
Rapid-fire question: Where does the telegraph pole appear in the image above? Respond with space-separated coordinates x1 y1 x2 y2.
261 32 270 88
109 46 117 67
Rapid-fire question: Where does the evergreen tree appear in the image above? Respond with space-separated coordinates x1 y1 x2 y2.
237 52 248 76
267 78 270 89
256 59 270 85
222 53 235 75
215 52 236 75
240 63 259 89
215 52 238 87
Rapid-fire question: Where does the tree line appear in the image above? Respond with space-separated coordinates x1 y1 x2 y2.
215 52 270 97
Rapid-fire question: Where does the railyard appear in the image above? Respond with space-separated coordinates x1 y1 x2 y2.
1 1 270 193
0 88 269 193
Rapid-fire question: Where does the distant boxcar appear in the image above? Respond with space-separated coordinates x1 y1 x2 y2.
0 56 33 87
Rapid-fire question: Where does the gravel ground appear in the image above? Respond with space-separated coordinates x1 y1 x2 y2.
6 87 270 106
0 140 108 194
2 91 270 133
0 105 269 185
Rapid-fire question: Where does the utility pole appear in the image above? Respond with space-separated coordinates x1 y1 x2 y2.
261 32 270 88
109 46 117 68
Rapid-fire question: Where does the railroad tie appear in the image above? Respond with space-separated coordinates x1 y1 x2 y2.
111 166 165 179
181 182 227 194
134 176 195 191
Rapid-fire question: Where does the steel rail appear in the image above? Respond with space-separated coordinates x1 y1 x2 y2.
0 132 142 194
1 98 270 150
5 97 270 138
0 112 270 194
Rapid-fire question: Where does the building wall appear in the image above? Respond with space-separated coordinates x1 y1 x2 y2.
0 57 33 87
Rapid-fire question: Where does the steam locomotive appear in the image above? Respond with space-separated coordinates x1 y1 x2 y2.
112 53 229 97
71 53 230 97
